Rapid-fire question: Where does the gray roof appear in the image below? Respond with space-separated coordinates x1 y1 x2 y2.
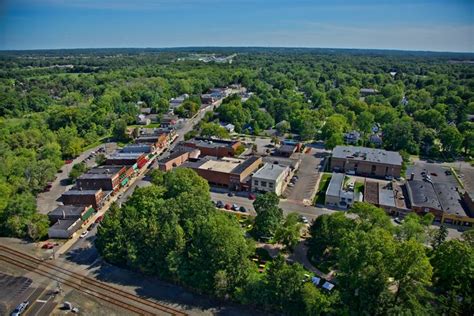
50 218 82 230
406 180 441 210
332 146 402 166
433 183 467 217
231 156 261 175
107 152 144 160
378 187 396 208
63 189 100 196
49 205 86 217
326 173 344 197
252 163 288 181
278 144 297 154
184 137 237 149
78 166 123 180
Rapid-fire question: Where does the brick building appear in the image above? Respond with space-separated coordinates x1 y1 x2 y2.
48 205 95 225
77 165 126 192
364 180 409 216
181 156 262 191
331 146 402 178
182 137 242 157
158 147 200 172
61 188 105 210
106 152 148 169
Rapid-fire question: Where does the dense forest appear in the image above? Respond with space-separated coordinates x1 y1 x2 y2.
0 48 473 239
96 167 474 315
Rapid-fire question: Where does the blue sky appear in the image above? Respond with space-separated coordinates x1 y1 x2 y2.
0 0 473 52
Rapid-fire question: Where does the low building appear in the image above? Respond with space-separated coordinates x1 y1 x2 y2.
106 152 148 169
61 188 105 209
276 144 297 157
183 137 242 157
161 114 179 128
135 133 168 149
201 94 218 104
48 218 83 239
344 131 361 144
136 114 151 126
223 123 235 133
331 146 402 178
158 147 200 172
364 180 409 216
252 163 290 196
181 156 262 191
325 173 360 209
121 144 155 154
76 165 126 192
48 205 95 225
406 180 473 226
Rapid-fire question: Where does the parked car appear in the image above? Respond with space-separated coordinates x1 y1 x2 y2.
11 301 29 316
65 159 73 164
80 231 89 238
300 216 309 224
41 242 54 249
394 217 403 224
224 203 231 210
216 201 224 208
231 204 239 211
239 206 247 213
385 175 393 180
288 183 295 187
248 193 256 200
227 192 235 197
347 170 355 175
95 215 104 223
445 169 452 175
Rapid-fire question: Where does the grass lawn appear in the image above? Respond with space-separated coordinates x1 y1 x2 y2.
83 134 111 151
354 181 364 194
314 173 331 205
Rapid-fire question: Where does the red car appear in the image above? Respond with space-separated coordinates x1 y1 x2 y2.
224 203 232 210
41 242 54 249
248 193 256 200
95 215 104 223
65 159 73 164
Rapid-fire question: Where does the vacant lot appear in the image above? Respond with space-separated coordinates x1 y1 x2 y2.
314 173 332 206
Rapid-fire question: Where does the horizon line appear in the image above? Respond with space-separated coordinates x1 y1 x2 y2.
1 45 473 55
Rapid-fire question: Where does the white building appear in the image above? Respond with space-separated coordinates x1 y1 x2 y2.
325 173 362 209
252 163 290 196
48 218 82 239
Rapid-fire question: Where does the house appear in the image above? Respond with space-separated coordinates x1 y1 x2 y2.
48 218 83 239
182 137 242 157
76 165 127 192
223 123 235 133
169 94 189 112
344 131 361 144
158 146 200 172
48 205 95 225
136 114 151 126
201 94 218 104
369 134 383 147
406 180 473 226
325 173 361 209
331 146 402 178
181 156 262 191
61 188 105 210
252 163 290 196
161 114 179 128
360 88 378 96
135 132 168 149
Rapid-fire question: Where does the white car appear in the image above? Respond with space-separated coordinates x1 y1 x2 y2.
11 301 29 316
80 231 89 238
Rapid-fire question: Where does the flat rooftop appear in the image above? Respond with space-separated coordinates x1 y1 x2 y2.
184 137 238 149
406 180 442 210
78 166 123 180
199 157 243 173
63 189 101 196
433 183 467 217
332 146 403 166
253 163 288 181
364 181 379 205
107 152 144 159
326 173 344 197
379 185 396 208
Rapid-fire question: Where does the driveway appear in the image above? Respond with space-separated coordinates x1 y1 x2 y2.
36 142 117 214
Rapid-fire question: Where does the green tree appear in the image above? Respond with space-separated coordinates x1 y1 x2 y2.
274 213 303 251
200 122 230 139
112 119 129 142
252 193 284 239
439 125 463 155
69 162 88 180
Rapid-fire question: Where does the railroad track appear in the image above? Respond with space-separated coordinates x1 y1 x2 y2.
0 245 186 316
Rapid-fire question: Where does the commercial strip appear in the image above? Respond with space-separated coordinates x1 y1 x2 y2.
182 137 242 157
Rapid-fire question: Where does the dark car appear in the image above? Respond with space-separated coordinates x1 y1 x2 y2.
224 203 232 210
445 170 452 175
216 201 224 208
239 206 247 212
248 193 256 200
227 192 235 197
11 301 29 316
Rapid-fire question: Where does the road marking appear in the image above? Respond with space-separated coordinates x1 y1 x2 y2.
36 299 48 303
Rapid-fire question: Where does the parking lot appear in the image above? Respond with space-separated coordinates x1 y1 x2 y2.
284 148 327 204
